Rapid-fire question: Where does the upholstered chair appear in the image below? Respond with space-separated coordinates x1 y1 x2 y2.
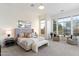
67 36 78 45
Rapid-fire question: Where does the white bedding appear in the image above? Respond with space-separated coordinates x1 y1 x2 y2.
18 37 45 46
18 38 33 46
17 37 48 52
17 38 33 50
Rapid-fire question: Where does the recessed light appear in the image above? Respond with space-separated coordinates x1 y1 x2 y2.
60 10 64 12
38 4 45 10
30 4 35 7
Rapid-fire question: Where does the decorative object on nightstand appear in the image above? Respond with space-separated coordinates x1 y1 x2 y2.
4 34 16 47
5 38 16 47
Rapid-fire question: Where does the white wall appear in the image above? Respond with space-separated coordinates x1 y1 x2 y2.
46 17 52 39
0 13 39 33
0 7 39 34
0 4 40 34
0 4 39 46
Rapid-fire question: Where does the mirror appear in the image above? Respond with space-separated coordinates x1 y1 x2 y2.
40 20 45 35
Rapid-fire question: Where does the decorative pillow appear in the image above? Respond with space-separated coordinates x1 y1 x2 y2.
19 33 25 38
25 33 31 38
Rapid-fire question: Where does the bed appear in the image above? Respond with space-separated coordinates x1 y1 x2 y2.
15 28 49 53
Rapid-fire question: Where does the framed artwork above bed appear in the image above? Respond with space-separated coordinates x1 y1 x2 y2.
18 20 31 28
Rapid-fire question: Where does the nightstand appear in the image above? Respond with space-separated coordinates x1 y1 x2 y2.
5 38 16 47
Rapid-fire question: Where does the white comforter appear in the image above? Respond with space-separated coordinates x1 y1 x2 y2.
18 38 33 46
18 37 45 46
17 37 48 52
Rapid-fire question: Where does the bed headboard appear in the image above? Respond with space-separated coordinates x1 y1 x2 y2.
15 28 32 38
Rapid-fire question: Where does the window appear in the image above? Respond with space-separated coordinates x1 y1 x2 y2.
58 20 64 35
53 20 57 33
57 17 71 35
73 16 79 36
52 15 79 36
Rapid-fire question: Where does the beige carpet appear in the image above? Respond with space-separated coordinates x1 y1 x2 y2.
1 40 79 56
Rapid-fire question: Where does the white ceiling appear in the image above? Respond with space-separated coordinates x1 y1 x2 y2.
44 3 79 15
0 3 79 16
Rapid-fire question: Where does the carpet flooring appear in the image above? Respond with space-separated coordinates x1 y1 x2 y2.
1 40 79 56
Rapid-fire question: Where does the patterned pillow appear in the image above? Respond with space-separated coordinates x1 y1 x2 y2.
19 33 25 38
24 33 31 38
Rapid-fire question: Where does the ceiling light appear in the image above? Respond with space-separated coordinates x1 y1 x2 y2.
30 4 35 7
38 5 45 10
60 10 64 12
